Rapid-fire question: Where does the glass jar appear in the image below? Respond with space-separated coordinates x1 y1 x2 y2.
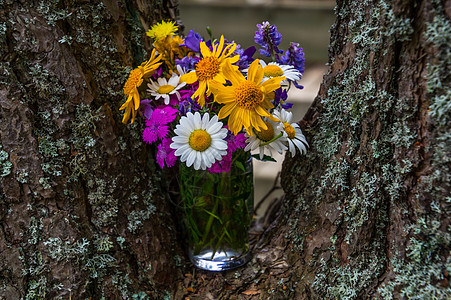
178 150 253 271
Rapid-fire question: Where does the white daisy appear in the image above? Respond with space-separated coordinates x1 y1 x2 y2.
243 60 301 83
273 109 308 156
147 74 186 105
244 119 288 160
170 112 228 170
259 60 301 82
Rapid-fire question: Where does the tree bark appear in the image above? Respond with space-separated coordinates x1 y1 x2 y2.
0 1 185 299
0 0 449 299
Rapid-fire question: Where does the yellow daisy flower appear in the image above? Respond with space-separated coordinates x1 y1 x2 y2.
209 59 285 136
146 20 178 41
180 35 239 107
120 49 162 124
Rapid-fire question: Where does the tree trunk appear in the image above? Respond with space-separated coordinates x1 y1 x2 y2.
0 1 185 299
0 0 449 299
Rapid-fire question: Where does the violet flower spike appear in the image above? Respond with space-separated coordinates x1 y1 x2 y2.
279 42 305 74
254 21 284 60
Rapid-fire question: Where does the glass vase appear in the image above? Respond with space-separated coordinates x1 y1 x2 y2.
179 150 254 271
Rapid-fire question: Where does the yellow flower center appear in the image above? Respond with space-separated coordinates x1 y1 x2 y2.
157 84 175 94
255 121 274 142
263 65 284 77
195 57 220 81
123 68 143 96
234 81 264 110
283 122 296 139
189 129 212 152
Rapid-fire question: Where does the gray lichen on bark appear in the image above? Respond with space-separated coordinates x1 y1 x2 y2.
0 1 183 298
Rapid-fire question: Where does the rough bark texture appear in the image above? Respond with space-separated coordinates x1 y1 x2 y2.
0 0 185 299
0 0 450 299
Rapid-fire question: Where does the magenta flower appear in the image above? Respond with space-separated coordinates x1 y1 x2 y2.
142 107 178 144
226 131 246 152
208 151 232 173
208 128 246 173
156 138 177 168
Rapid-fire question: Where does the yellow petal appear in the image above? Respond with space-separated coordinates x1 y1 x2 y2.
247 59 263 84
228 108 242 135
180 71 198 84
261 76 285 92
122 104 132 124
215 35 225 57
228 54 240 64
213 73 227 84
130 106 137 124
218 102 237 119
200 41 212 57
214 92 236 104
222 60 244 86
119 95 132 110
267 114 280 122
254 105 271 118
193 80 207 107
132 91 140 110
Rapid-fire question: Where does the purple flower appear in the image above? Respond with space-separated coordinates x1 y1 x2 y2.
235 45 256 70
181 29 203 52
175 56 199 71
139 99 154 120
279 42 305 74
208 151 232 173
208 128 246 173
156 138 177 168
178 98 201 115
254 21 283 58
226 131 246 152
142 107 177 144
273 88 293 109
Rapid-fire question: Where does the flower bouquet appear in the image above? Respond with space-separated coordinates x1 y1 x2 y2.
120 20 308 271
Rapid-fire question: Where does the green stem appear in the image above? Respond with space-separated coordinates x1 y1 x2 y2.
260 132 284 146
198 196 219 251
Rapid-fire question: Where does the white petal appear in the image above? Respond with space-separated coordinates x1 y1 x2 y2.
271 141 283 154
174 144 189 156
193 112 202 129
212 140 228 150
288 140 296 156
186 151 197 167
163 95 170 105
210 131 227 141
172 136 189 143
157 77 167 86
244 142 252 152
174 126 189 138
206 122 223 135
193 152 201 170
293 138 307 154
259 148 265 160
168 75 179 86
201 113 210 129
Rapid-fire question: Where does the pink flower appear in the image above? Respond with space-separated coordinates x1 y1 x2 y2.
226 131 246 152
207 128 247 173
156 138 177 168
142 107 178 144
208 151 232 173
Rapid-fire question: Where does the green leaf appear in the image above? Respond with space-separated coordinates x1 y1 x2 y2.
235 161 245 172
